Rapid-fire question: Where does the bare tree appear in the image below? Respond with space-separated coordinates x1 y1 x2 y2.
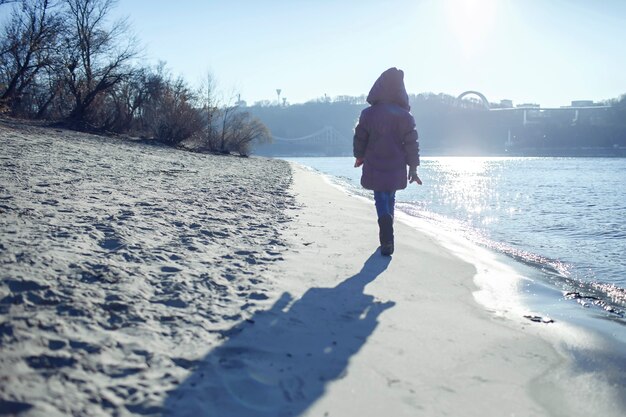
61 0 139 128
0 0 62 113
134 63 203 145
218 104 237 153
153 77 203 144
96 66 148 132
222 111 271 156
195 71 220 150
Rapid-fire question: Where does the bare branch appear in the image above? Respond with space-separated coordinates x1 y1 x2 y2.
61 0 138 127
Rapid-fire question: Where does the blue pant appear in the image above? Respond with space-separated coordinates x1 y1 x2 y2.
374 191 396 218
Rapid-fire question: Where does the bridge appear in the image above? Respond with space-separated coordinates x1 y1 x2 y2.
267 126 350 156
255 94 614 156
456 90 611 125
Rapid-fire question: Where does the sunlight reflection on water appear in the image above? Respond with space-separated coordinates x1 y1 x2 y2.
286 156 626 317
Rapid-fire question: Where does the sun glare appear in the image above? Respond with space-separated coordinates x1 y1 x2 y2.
445 0 498 56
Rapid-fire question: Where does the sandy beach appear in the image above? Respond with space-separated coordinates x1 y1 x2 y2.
0 120 623 416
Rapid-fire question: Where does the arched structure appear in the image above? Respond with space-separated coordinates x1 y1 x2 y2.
457 91 490 110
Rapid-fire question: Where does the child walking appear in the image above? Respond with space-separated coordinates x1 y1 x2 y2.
353 67 422 256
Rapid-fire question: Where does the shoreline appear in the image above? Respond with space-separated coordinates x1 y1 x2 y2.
268 163 625 417
296 159 626 326
286 157 625 347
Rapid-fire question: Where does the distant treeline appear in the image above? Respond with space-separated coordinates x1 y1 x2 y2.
4 1 625 158
0 0 269 155
251 93 626 157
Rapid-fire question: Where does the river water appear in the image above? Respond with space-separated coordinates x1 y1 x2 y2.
286 157 626 330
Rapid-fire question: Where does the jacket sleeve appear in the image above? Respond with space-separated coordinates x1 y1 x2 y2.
353 110 369 158
403 118 420 170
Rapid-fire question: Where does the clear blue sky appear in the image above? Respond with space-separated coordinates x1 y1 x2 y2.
112 0 626 107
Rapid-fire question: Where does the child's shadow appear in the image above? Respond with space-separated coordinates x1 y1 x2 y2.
164 251 394 417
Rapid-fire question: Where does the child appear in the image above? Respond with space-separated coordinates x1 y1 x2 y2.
353 67 421 256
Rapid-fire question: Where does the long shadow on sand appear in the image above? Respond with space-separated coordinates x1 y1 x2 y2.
163 251 394 417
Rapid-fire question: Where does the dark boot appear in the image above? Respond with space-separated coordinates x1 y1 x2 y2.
378 214 394 256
